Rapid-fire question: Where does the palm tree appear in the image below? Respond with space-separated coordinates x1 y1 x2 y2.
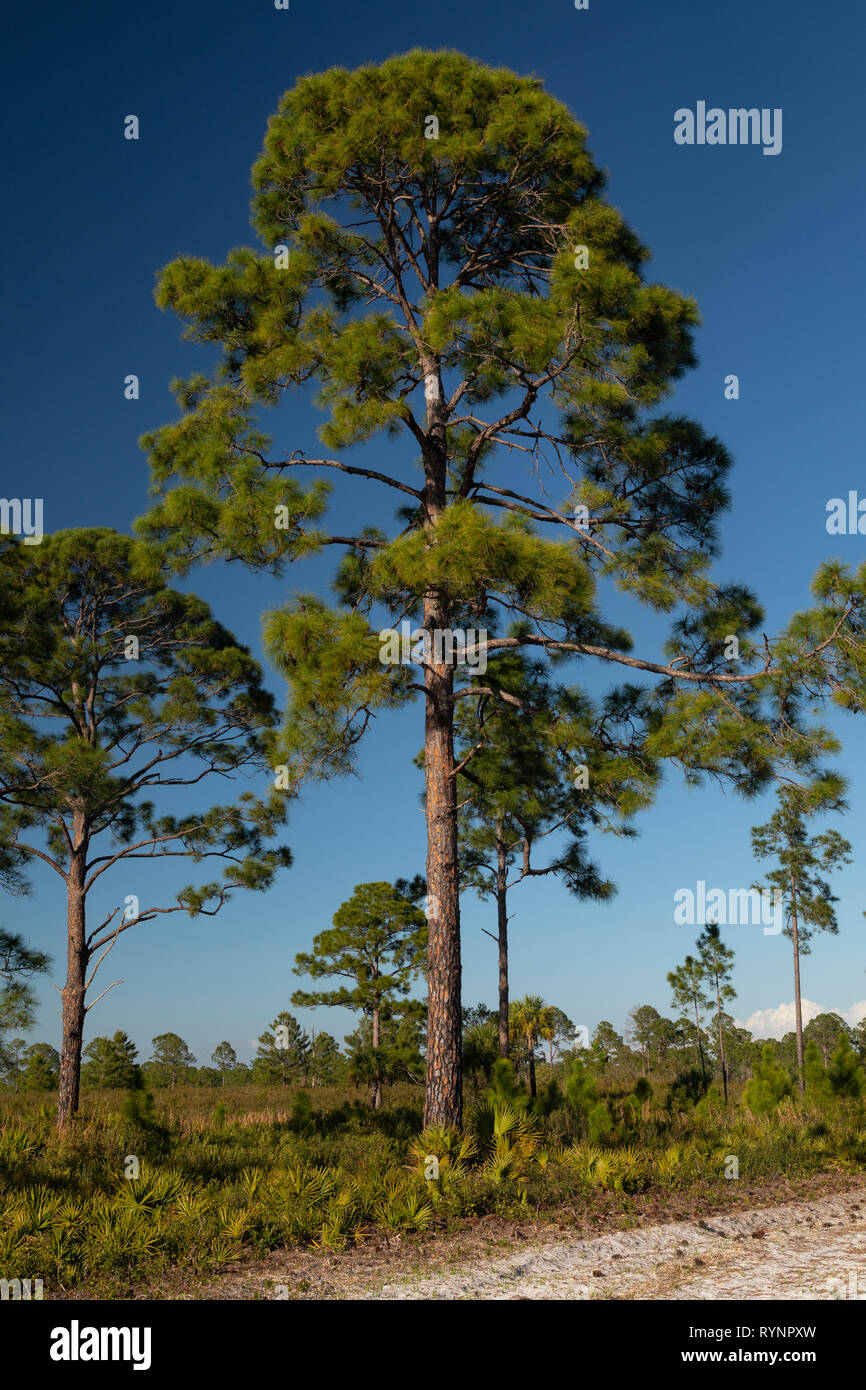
509 994 549 1098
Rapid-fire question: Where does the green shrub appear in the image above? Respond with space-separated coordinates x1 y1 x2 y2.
587 1101 612 1143
485 1058 529 1110
564 1056 598 1117
743 1045 795 1114
827 1033 865 1099
666 1068 708 1112
805 1041 831 1102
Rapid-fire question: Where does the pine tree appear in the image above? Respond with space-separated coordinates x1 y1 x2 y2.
627 1004 661 1077
293 880 427 1107
804 1012 851 1066
696 922 736 1102
564 1053 599 1121
668 955 712 1084
2 1038 28 1092
718 1016 754 1082
344 1006 425 1097
827 1032 864 1098
21 1043 60 1092
253 1012 310 1087
82 1031 142 1089
743 1043 795 1114
308 1031 343 1086
0 929 50 1081
752 787 852 1094
454 644 650 1056
462 1019 499 1090
591 1020 626 1071
138 51 866 1126
148 1033 196 1088
0 529 292 1127
211 1041 238 1087
804 1039 831 1102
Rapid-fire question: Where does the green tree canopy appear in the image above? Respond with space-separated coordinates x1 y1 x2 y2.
211 1040 238 1086
742 1043 794 1115
752 788 852 1092
253 1011 310 1087
138 49 866 1126
696 921 736 1102
147 1033 196 1088
82 1031 143 1090
804 1012 851 1066
0 928 50 1080
668 954 712 1084
308 1031 344 1086
826 1032 864 1098
293 879 427 1107
21 1042 60 1091
627 1004 661 1076
0 529 292 1126
454 644 646 1056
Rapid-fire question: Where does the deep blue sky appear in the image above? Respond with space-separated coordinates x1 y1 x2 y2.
3 0 865 1066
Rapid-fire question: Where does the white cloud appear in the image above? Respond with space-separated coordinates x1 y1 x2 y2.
736 999 824 1039
735 999 866 1039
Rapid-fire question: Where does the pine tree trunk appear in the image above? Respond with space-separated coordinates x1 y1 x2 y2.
790 873 805 1095
57 845 89 1130
423 659 462 1127
370 994 382 1110
715 972 729 1104
694 997 707 1085
496 821 509 1058
528 1047 537 1099
421 356 462 1130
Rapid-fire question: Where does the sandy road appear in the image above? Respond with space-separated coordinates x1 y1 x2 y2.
186 1178 866 1301
359 1190 866 1300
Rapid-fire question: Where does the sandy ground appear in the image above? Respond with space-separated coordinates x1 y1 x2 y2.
361 1190 866 1300
186 1177 866 1301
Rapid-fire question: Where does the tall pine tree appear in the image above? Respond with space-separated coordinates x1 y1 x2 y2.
752 786 852 1094
292 880 427 1108
0 530 291 1126
139 51 866 1126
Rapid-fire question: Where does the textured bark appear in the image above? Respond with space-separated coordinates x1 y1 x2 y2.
790 872 805 1095
422 354 462 1129
57 841 88 1130
694 997 707 1085
423 657 462 1127
370 990 382 1110
496 819 509 1058
714 974 729 1104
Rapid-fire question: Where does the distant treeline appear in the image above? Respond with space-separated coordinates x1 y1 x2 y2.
3 1004 863 1097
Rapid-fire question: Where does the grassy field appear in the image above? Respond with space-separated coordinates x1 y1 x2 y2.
2 1072 865 1299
